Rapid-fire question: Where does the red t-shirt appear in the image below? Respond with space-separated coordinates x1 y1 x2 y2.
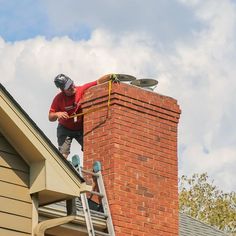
49 81 97 130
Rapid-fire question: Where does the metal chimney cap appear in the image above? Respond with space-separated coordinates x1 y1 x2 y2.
116 74 137 82
131 78 158 88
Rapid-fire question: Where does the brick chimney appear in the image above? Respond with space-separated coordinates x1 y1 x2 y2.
82 82 181 236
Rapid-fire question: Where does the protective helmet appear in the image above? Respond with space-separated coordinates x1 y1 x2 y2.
54 74 73 90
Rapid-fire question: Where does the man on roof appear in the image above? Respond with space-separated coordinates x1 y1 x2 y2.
49 73 118 159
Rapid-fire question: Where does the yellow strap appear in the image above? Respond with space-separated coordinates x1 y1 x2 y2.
69 80 112 119
108 79 112 108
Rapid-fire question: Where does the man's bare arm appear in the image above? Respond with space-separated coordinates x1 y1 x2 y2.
97 74 111 84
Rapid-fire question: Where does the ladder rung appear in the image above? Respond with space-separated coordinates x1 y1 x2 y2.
90 191 104 198
90 209 108 218
81 169 99 177
94 230 110 236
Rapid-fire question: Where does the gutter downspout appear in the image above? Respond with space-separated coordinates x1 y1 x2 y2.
34 198 77 236
34 215 76 236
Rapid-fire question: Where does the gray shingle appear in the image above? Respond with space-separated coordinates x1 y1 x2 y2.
179 212 229 236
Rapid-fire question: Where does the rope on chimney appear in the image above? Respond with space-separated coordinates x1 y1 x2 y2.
68 80 112 121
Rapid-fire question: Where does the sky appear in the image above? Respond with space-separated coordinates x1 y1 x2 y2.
0 0 235 192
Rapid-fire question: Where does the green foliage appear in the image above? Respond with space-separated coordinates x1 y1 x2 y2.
179 173 236 235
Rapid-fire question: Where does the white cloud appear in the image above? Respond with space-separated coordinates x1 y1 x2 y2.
174 0 236 192
0 31 161 156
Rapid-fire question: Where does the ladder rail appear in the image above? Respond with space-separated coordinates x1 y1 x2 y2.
76 164 96 236
96 170 116 236
80 193 96 236
71 155 115 236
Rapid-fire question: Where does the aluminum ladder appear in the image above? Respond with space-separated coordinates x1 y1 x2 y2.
71 155 115 236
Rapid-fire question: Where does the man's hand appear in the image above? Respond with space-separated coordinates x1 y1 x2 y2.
49 111 69 121
57 111 69 120
110 74 120 83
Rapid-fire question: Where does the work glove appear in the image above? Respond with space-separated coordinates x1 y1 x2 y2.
110 74 120 83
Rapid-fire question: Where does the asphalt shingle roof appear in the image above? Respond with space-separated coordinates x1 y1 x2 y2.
179 212 228 236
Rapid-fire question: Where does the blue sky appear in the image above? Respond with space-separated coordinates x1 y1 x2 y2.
0 0 236 192
0 1 47 41
0 0 201 42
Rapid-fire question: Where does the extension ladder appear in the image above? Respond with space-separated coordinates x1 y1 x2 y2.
71 155 115 236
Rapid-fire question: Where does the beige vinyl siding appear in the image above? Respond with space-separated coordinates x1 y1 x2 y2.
0 228 31 236
0 197 32 218
0 134 31 235
0 212 31 234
